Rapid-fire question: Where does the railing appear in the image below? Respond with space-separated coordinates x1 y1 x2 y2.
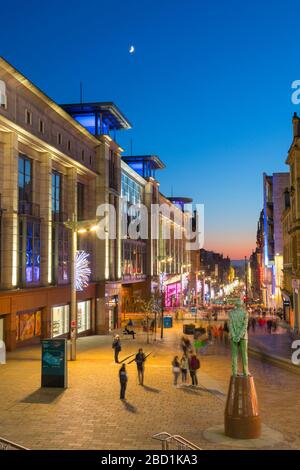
152 432 202 450
0 436 29 450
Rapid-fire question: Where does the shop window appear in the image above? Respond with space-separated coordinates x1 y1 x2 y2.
77 300 91 333
52 305 70 337
16 310 41 342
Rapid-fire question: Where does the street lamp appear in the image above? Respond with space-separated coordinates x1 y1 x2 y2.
158 256 173 339
64 214 96 361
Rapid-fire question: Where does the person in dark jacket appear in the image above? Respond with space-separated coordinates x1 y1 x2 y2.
135 348 146 385
112 335 121 363
189 354 200 386
119 364 128 400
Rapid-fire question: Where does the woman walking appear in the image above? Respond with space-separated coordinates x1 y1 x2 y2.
180 354 189 384
172 356 181 386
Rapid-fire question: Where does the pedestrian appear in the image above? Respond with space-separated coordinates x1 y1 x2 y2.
267 319 273 334
189 354 200 386
112 334 121 363
172 356 181 386
218 325 224 343
119 364 128 400
135 348 146 385
223 321 229 345
180 354 189 384
251 316 256 334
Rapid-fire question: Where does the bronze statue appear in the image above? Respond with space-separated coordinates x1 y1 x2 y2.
228 301 249 376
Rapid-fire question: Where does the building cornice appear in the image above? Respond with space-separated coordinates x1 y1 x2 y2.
0 114 98 177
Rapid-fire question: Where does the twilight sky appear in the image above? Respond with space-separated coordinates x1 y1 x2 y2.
1 0 299 259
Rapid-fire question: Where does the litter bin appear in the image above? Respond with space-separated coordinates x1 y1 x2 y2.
183 323 195 335
163 316 173 328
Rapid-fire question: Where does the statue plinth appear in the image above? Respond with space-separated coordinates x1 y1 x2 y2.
224 374 261 439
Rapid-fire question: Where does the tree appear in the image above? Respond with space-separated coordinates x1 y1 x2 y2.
136 295 160 344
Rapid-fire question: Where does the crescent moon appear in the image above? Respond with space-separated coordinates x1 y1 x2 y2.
129 46 135 54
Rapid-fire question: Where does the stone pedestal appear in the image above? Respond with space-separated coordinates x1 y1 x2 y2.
224 375 261 439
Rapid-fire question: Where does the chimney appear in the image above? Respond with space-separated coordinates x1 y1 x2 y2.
293 112 300 137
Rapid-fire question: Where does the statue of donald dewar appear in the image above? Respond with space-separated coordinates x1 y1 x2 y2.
228 299 249 376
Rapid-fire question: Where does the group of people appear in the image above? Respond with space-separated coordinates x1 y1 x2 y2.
248 315 278 334
172 352 200 386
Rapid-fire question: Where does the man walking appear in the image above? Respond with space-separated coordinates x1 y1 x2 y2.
112 334 121 363
135 348 146 385
119 364 128 400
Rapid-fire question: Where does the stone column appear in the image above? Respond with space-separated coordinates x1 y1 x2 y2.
0 131 19 289
39 152 52 286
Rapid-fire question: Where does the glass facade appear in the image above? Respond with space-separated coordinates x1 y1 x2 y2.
121 172 143 205
72 114 109 136
52 305 70 337
122 240 146 280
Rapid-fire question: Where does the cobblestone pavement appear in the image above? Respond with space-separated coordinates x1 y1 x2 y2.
0 323 299 450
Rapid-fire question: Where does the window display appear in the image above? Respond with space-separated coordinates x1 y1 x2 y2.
52 305 70 337
77 300 91 333
16 310 41 342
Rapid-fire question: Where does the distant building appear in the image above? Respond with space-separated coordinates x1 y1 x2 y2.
249 210 263 303
261 172 289 309
282 112 300 332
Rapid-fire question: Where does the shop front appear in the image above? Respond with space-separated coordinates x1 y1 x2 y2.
165 281 181 307
16 309 42 345
51 300 92 338
52 304 70 338
77 300 92 334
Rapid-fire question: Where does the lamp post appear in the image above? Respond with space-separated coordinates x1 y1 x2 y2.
158 256 173 339
64 215 97 361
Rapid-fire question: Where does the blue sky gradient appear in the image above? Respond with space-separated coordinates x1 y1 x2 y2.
1 0 299 258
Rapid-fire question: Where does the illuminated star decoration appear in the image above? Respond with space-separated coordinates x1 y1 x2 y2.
75 251 91 291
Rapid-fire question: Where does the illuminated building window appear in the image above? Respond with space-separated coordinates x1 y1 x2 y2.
52 172 61 215
52 305 70 337
52 172 69 284
19 219 41 285
57 133 62 145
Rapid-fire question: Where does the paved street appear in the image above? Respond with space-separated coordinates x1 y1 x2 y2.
0 323 300 450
